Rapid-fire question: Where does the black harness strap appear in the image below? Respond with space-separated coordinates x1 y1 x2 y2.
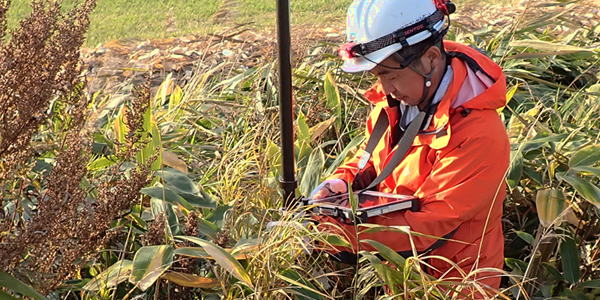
356 110 390 172
363 109 426 191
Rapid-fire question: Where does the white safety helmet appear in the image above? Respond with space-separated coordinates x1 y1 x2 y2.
340 0 454 73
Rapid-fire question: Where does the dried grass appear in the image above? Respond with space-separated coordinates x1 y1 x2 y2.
0 0 157 293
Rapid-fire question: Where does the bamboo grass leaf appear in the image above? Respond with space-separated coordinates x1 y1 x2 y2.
309 116 337 142
515 231 535 245
507 150 523 190
557 173 600 207
542 262 564 280
0 273 46 300
174 247 251 260
197 219 219 241
535 189 567 228
364 239 406 269
571 166 600 177
324 233 351 248
0 290 19 300
579 279 600 288
141 186 195 211
157 168 198 194
161 272 220 288
509 40 597 53
560 237 581 284
569 145 600 168
297 111 311 145
324 135 365 176
175 236 253 288
324 72 342 128
278 269 325 300
129 245 174 291
300 147 324 197
83 260 133 291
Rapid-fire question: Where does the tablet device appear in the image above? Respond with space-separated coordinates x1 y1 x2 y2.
307 190 420 224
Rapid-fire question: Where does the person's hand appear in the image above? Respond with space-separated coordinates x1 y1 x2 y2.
310 179 347 200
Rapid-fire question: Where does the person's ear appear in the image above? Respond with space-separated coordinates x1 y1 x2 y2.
420 46 442 73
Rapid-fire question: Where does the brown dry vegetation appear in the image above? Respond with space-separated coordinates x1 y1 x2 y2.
0 0 155 293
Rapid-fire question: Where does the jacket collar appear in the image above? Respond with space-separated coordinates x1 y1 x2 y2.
362 41 506 149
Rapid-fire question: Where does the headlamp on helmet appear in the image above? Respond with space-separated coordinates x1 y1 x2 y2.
338 42 362 61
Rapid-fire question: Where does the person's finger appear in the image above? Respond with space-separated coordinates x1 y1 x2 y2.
311 188 331 199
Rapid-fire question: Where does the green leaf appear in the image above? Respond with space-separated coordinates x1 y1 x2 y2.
515 231 535 245
266 139 281 173
88 156 117 170
174 247 212 259
83 260 133 291
542 262 564 280
522 133 568 154
128 212 148 230
137 102 162 170
0 272 47 300
157 168 198 194
572 166 600 177
300 147 324 197
206 205 231 229
536 189 567 228
197 190 218 209
364 239 406 269
0 289 19 300
560 237 581 284
324 234 351 248
278 269 325 300
569 145 600 168
324 72 342 127
507 51 596 60
113 107 127 144
129 245 174 291
176 236 253 288
523 166 543 185
324 135 365 176
297 111 311 145
557 173 600 208
579 279 600 288
360 251 397 288
505 258 528 274
197 219 219 241
507 150 523 190
295 140 313 179
140 186 195 211
161 272 220 289
509 40 597 53
174 246 251 260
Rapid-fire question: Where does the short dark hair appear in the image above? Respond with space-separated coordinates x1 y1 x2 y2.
392 34 445 68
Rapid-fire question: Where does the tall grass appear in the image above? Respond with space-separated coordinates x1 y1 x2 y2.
1 0 599 299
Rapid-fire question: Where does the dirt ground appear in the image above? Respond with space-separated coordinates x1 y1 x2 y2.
81 0 600 103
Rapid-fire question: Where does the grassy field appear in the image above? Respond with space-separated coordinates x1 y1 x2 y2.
7 0 352 46
2 0 600 298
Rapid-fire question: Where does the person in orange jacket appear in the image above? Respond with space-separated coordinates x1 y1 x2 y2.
309 0 510 296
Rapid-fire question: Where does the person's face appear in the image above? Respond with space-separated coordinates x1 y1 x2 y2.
371 58 427 107
370 47 443 108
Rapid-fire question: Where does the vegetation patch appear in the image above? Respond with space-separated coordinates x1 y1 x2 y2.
1 0 599 299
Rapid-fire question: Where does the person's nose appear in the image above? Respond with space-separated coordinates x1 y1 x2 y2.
380 78 396 96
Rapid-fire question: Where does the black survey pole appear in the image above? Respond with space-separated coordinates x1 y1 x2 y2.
276 0 297 208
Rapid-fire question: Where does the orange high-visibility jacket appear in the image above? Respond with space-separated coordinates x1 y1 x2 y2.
322 41 510 289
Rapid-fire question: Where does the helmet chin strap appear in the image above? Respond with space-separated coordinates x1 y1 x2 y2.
407 64 435 111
